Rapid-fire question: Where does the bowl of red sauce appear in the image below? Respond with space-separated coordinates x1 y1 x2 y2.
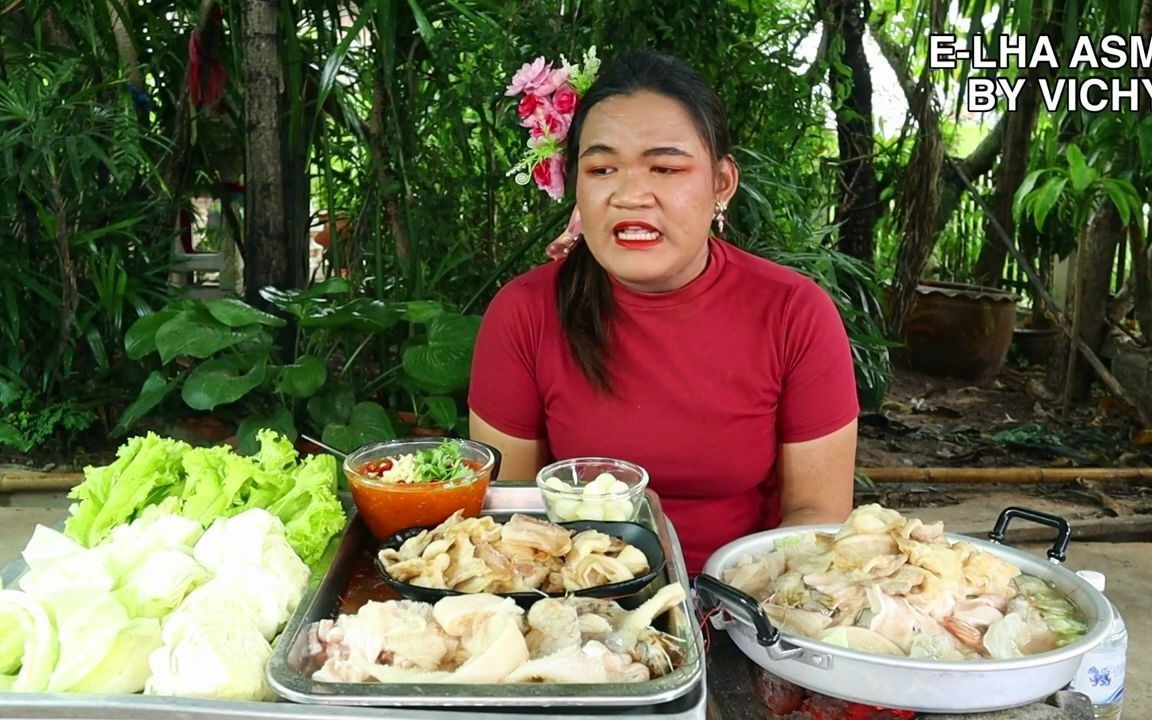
343 437 500 540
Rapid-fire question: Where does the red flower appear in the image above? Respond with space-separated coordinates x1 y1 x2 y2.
553 83 578 114
517 93 539 120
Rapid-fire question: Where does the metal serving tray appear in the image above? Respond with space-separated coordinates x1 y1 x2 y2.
266 484 705 709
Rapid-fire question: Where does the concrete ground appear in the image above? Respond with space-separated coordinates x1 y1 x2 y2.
1 490 1148 717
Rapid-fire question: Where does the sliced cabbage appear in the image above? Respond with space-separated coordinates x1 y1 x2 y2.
106 500 204 550
146 617 273 701
16 544 116 599
42 590 132 692
192 509 309 609
20 525 86 571
114 549 211 619
0 590 58 692
66 617 162 693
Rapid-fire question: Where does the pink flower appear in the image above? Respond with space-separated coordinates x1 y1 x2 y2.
505 58 567 97
532 155 566 200
553 83 578 114
530 110 570 141
521 95 554 129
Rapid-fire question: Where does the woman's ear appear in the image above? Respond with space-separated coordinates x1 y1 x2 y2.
716 153 740 206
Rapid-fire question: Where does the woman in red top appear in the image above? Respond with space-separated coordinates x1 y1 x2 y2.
468 50 859 574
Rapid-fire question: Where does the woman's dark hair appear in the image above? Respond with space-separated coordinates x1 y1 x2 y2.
556 50 732 392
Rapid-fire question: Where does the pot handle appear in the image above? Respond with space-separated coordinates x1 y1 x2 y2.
988 506 1071 563
694 574 779 648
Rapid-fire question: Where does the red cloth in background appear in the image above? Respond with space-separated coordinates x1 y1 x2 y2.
468 239 860 574
188 7 227 112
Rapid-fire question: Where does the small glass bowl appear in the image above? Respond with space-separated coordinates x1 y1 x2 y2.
535 457 649 523
344 437 497 540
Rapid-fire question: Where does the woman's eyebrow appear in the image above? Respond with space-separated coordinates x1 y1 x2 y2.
579 144 694 158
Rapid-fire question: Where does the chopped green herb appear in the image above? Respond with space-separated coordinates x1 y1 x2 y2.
412 440 473 484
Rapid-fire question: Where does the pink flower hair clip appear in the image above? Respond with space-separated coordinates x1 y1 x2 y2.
505 47 600 201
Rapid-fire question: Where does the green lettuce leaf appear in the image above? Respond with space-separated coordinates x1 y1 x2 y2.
64 433 191 547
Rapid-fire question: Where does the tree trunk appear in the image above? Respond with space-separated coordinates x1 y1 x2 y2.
885 78 944 339
1047 203 1124 398
1132 0 1152 341
1130 223 1152 340
242 0 289 305
971 1 1062 286
971 81 1042 286
825 0 878 262
871 27 1005 237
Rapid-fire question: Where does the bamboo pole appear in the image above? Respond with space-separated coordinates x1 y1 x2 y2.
0 471 84 493
860 466 1152 484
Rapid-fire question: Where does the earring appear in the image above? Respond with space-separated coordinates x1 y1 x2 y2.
714 201 728 235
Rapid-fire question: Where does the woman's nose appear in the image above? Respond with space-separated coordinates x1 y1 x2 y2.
611 170 655 207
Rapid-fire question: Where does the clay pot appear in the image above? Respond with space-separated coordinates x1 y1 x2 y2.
1013 327 1060 365
899 281 1020 381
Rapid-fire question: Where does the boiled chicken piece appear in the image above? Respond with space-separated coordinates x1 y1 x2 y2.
959 543 1021 597
898 517 945 543
503 640 649 684
311 600 458 681
501 514 573 557
837 504 905 538
569 583 687 677
615 545 650 575
562 554 635 591
568 530 613 563
762 603 833 638
524 599 583 657
722 551 786 599
864 584 923 653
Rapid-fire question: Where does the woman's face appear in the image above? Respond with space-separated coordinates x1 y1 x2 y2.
574 90 738 293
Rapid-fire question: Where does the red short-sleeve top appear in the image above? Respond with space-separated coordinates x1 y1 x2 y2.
468 239 859 573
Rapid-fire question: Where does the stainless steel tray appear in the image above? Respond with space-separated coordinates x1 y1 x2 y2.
266 484 705 708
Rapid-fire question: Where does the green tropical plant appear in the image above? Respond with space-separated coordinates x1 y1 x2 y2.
115 282 481 454
730 148 895 411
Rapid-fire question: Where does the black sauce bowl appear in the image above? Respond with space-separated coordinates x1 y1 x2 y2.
373 518 665 605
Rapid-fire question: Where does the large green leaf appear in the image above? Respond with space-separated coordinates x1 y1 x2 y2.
204 298 286 328
402 300 445 323
402 345 473 394
402 314 481 393
237 407 297 456
154 312 244 364
277 355 328 398
1065 144 1096 193
0 420 31 453
181 358 267 411
322 401 396 453
299 298 404 332
303 277 355 298
113 371 180 435
123 309 178 360
1032 177 1068 232
307 384 356 429
428 314 482 348
421 395 458 431
0 379 21 407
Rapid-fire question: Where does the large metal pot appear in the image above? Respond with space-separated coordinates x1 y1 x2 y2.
697 507 1113 714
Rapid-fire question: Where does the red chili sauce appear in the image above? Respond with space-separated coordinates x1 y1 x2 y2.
346 458 491 541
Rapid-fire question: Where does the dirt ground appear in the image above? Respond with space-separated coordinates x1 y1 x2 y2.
857 362 1152 470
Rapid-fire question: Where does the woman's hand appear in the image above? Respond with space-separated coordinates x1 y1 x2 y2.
776 419 858 527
